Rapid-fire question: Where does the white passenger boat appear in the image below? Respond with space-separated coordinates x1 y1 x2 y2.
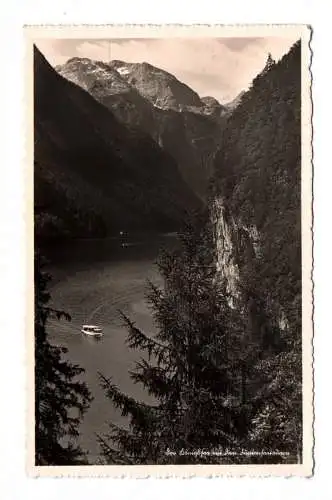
81 325 103 337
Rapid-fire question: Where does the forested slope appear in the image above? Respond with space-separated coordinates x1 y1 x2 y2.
213 42 301 334
34 46 201 241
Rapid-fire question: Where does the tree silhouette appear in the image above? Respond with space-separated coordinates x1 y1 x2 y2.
98 212 252 465
35 251 92 465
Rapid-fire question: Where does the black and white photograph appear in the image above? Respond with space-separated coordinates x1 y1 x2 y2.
28 25 312 475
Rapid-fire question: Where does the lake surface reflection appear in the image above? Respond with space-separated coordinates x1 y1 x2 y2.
46 233 178 463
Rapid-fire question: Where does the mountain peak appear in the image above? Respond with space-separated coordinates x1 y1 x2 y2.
108 59 203 110
35 48 201 239
109 59 126 68
58 57 205 111
66 56 90 65
56 57 134 97
201 96 221 108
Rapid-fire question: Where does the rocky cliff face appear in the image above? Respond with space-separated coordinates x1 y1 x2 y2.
109 59 203 110
212 41 301 337
35 47 201 241
210 197 240 302
56 58 227 199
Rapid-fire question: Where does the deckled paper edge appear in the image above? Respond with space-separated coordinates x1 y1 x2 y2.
24 23 313 478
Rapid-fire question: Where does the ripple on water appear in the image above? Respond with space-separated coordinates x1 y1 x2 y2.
45 240 169 463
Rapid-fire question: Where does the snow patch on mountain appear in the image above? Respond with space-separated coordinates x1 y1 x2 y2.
117 66 131 76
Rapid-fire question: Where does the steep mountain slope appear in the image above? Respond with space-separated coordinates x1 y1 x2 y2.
212 40 301 335
109 59 203 110
210 41 302 459
56 58 226 198
223 90 246 112
34 47 201 240
55 57 155 133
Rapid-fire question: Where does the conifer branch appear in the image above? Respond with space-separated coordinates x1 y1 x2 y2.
118 309 170 357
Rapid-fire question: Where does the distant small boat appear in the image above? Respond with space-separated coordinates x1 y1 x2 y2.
81 325 103 337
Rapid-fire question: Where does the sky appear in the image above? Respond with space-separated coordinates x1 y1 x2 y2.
36 37 298 103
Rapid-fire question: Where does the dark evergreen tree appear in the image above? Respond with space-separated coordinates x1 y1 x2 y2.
98 211 252 465
35 251 92 465
263 52 276 74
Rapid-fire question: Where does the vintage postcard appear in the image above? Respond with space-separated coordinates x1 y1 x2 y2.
25 24 313 477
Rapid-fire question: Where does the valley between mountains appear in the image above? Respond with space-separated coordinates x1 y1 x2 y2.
34 40 303 465
34 46 237 242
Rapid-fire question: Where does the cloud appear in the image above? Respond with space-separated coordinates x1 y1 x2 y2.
217 37 264 51
36 36 298 103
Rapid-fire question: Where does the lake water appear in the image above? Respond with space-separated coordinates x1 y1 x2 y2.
46 233 178 463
